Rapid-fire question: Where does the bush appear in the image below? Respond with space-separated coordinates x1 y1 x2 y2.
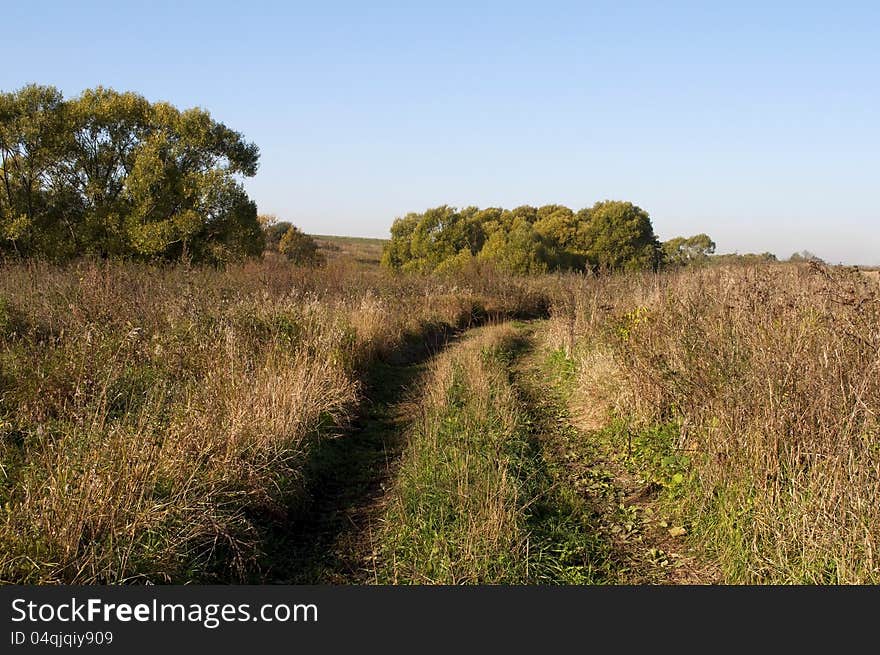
278 226 324 265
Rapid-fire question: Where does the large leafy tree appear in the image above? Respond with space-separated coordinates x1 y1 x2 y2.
534 204 586 269
0 84 262 262
408 205 461 270
580 200 661 271
55 88 154 256
381 211 422 271
0 85 68 257
478 216 559 274
382 206 489 272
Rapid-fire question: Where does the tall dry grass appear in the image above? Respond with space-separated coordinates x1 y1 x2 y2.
548 263 880 583
0 257 547 583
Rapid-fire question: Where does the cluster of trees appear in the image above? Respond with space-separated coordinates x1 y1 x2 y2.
381 200 715 274
710 252 778 266
788 250 824 264
0 84 264 263
259 214 324 265
5 83 789 274
662 233 716 267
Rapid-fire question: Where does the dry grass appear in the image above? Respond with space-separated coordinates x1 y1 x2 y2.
311 235 387 267
0 258 546 583
9 251 871 585
548 263 880 583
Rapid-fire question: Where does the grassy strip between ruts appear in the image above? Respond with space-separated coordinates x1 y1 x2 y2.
376 322 612 584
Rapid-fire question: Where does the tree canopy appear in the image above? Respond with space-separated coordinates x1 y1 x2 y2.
788 250 825 264
0 84 262 262
709 251 778 266
258 214 324 265
381 200 662 274
662 233 716 267
278 225 324 265
259 214 294 252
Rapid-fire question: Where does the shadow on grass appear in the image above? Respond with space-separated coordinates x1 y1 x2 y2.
250 323 463 583
245 299 550 584
500 330 616 584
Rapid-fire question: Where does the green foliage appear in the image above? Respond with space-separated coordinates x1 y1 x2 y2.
380 205 487 272
580 200 662 271
0 84 262 263
607 419 691 498
278 225 324 265
662 233 716 267
709 251 778 266
789 250 824 264
477 216 559 274
258 214 323 265
381 200 662 274
259 215 294 252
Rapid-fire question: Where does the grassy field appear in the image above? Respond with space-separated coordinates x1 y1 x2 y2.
1 249 877 584
311 235 388 267
0 255 545 583
543 263 880 583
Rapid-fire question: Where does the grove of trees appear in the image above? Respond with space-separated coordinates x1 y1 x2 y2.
662 233 716 267
381 200 670 274
3 84 739 273
788 250 824 264
0 84 264 263
259 214 324 265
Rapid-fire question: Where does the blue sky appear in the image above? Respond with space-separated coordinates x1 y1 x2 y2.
4 1 878 264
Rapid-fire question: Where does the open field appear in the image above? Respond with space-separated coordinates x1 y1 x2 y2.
311 235 388 267
1 252 877 584
544 263 880 583
0 256 545 583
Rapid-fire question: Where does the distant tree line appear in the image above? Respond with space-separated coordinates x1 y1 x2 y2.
0 84 264 263
662 233 716 267
2 84 786 272
381 200 725 274
788 250 824 264
381 201 660 274
710 252 778 266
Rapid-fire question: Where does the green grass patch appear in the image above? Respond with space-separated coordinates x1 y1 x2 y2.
378 327 610 584
599 419 690 499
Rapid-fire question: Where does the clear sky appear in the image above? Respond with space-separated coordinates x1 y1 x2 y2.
4 1 878 264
